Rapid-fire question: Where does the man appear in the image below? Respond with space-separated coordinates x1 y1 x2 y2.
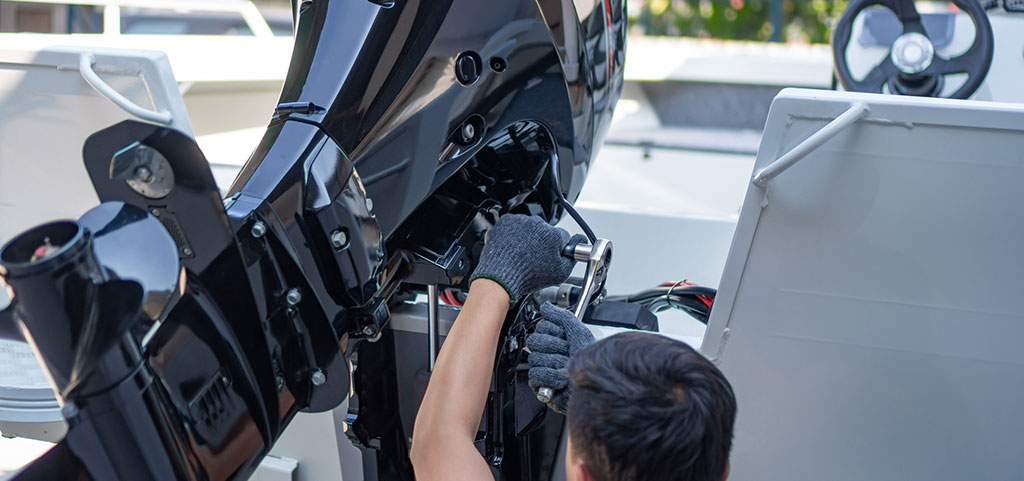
411 214 737 481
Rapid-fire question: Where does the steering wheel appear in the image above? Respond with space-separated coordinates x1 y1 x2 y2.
832 0 994 99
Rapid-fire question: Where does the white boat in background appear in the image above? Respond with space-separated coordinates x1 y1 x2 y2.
0 0 294 167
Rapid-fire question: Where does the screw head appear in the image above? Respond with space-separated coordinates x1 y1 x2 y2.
365 197 374 212
150 208 160 217
310 369 326 386
461 123 475 142
276 375 285 391
331 229 348 249
362 325 375 336
133 165 154 183
251 221 267 238
286 288 302 305
182 247 193 257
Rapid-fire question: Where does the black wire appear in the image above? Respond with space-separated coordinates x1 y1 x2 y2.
559 196 597 243
610 285 718 303
546 146 597 243
607 284 717 325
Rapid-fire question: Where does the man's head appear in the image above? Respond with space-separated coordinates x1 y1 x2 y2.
564 332 737 481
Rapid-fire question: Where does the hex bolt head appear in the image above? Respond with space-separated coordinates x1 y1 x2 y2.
362 325 375 336
276 375 286 391
310 369 326 386
331 229 348 249
286 288 302 305
251 221 267 238
365 197 374 212
182 247 193 257
133 165 154 183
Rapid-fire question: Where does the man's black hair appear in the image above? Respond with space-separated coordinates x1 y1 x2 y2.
566 331 737 481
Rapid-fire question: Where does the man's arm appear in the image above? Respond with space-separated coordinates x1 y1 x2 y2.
409 214 582 480
410 278 509 481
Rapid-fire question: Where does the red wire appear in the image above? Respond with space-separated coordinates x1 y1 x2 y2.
660 281 714 307
442 289 463 307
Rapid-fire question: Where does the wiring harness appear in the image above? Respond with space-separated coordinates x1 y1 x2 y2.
444 281 716 324
606 281 715 324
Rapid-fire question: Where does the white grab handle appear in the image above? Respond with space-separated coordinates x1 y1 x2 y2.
79 53 173 125
752 101 869 187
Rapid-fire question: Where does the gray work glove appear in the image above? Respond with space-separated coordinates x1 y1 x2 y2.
527 302 595 414
470 214 585 304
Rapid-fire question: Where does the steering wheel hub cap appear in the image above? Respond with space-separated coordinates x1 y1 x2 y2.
891 32 934 75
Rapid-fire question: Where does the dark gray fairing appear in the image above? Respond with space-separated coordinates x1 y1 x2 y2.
1 0 625 480
233 0 625 237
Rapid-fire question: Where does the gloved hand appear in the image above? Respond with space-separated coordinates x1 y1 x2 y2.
527 302 595 414
470 214 585 304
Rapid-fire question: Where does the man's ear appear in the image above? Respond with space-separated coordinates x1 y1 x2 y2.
570 463 594 481
721 462 731 481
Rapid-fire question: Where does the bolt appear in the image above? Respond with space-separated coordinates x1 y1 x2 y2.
182 247 193 257
365 197 374 212
461 123 475 142
286 288 302 305
457 258 465 269
276 375 285 391
362 325 375 336
133 165 154 183
331 229 348 249
536 387 554 404
310 369 326 386
251 221 267 238
150 208 160 217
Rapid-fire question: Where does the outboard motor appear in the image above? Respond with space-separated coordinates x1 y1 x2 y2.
0 1 626 480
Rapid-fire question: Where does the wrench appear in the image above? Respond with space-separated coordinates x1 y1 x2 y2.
536 238 612 404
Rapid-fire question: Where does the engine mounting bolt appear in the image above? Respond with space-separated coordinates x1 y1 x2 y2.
286 288 302 305
251 221 267 238
331 229 348 249
310 369 326 386
133 165 154 183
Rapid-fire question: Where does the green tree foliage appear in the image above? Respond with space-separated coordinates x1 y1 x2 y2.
631 0 849 43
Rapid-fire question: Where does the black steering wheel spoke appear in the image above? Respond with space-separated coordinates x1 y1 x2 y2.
879 0 927 35
858 55 899 93
926 53 972 76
